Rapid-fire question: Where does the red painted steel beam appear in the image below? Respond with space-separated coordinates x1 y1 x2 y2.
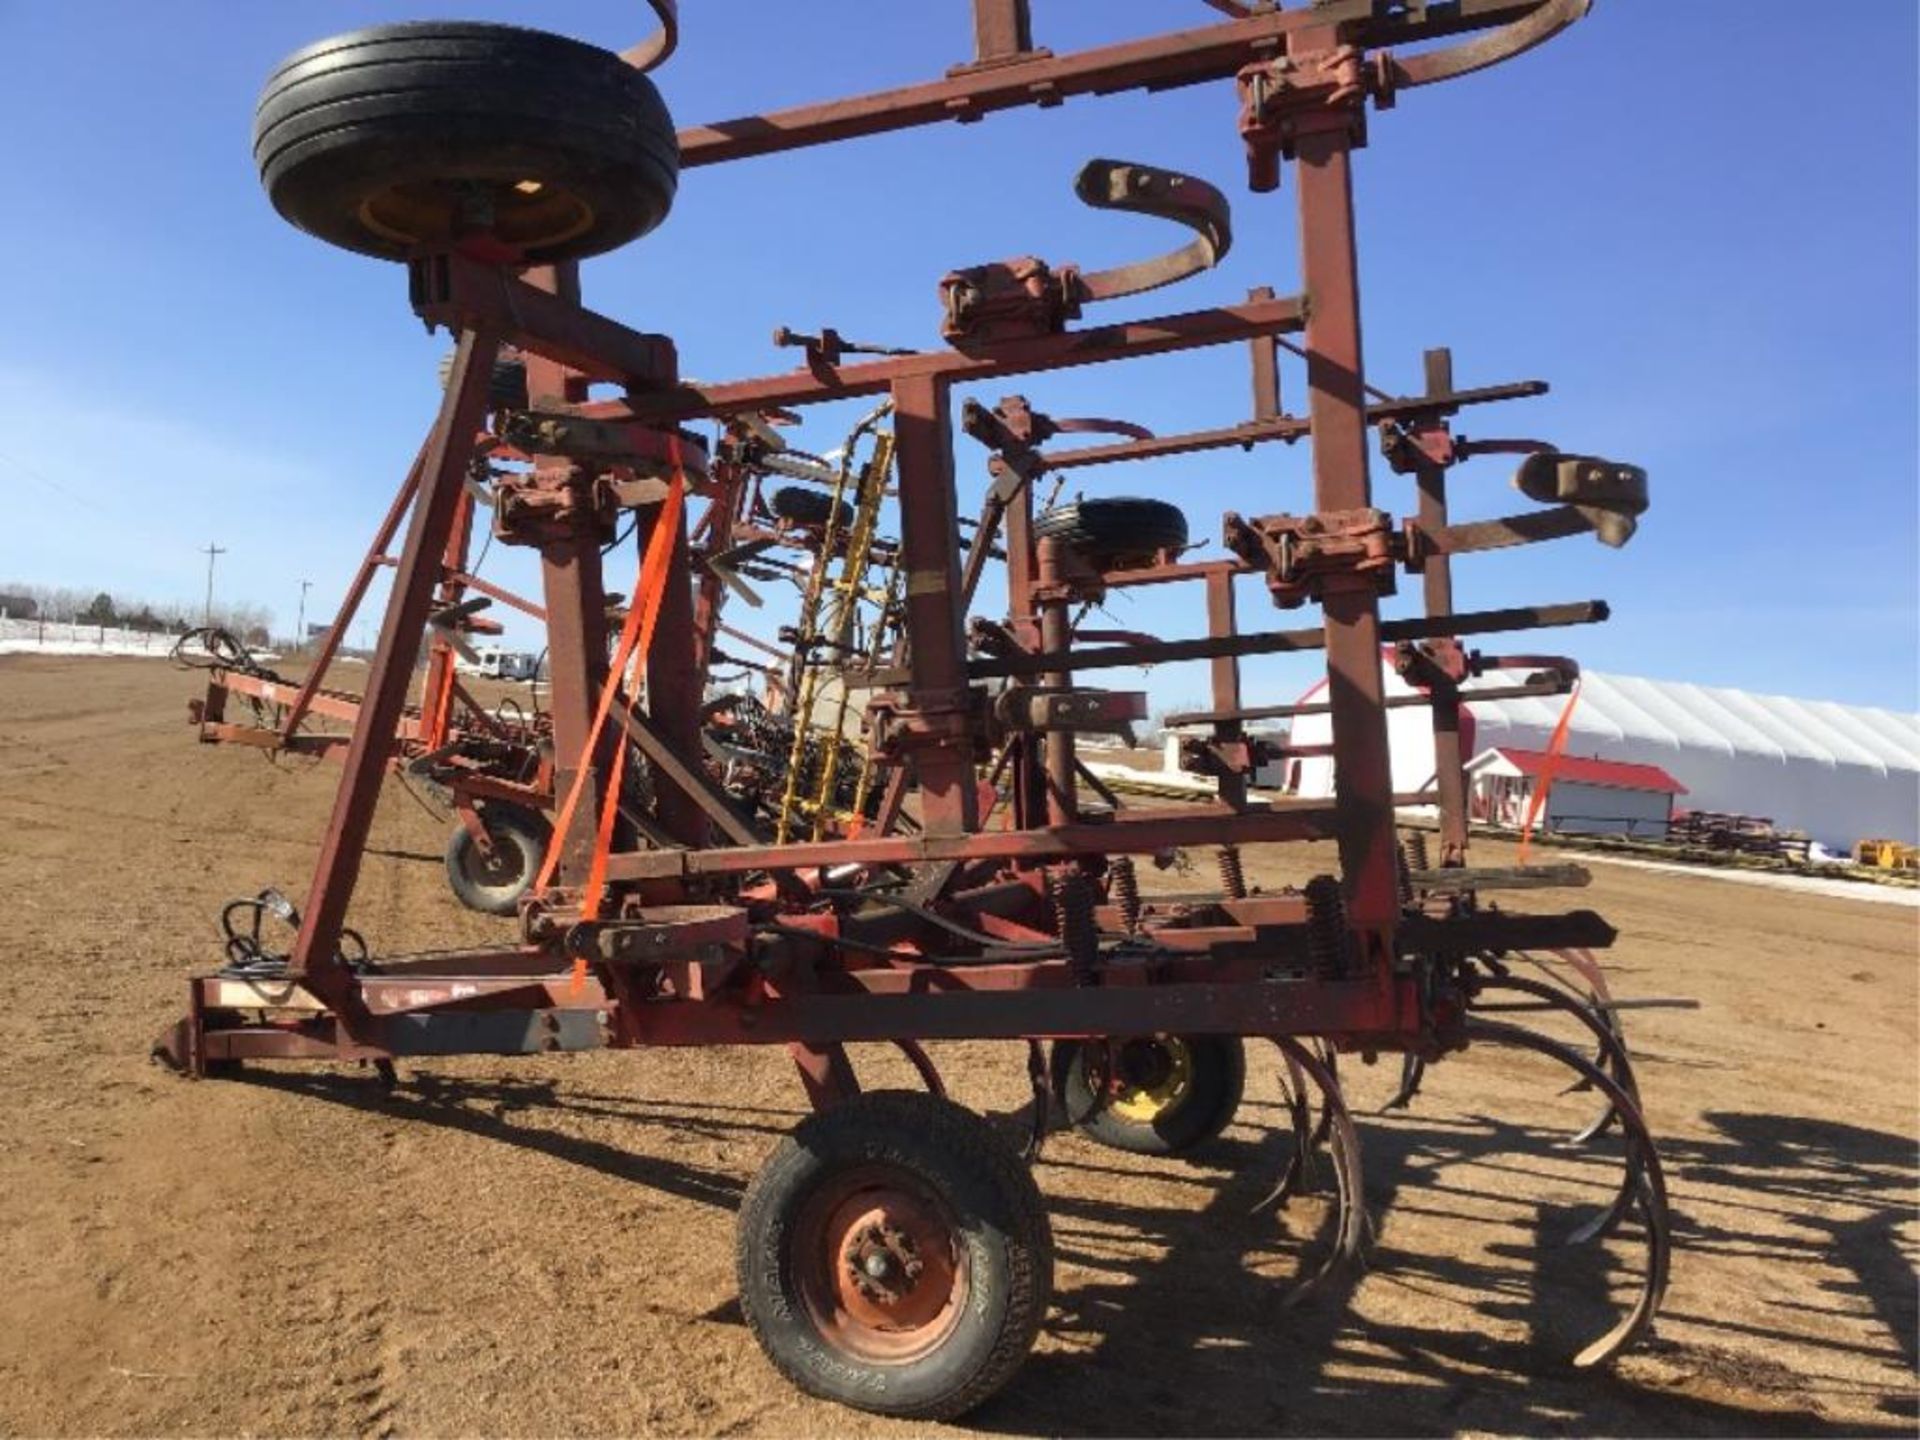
597 294 1307 423
1164 676 1573 727
1036 379 1547 472
965 599 1610 680
521 265 615 885
1282 30 1399 939
290 330 502 1005
446 570 547 623
409 253 677 389
1206 567 1248 809
279 450 423 741
890 372 979 834
676 1 1550 168
1414 347 1472 863
623 978 1417 1047
602 799 1352 883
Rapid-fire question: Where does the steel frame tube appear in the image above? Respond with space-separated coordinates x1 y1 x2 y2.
289 328 501 1003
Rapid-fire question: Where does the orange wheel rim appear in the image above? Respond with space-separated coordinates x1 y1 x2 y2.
358 179 595 253
793 1164 967 1363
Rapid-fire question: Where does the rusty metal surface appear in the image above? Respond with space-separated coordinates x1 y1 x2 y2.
161 0 1678 1400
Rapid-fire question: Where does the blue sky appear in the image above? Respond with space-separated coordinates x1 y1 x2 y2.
0 2 1914 711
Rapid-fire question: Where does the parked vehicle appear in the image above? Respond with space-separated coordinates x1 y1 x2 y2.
455 645 539 681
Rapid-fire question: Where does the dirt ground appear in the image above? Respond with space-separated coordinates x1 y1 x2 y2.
1 654 1914 1437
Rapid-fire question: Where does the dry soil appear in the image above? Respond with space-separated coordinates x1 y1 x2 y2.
0 655 1914 1437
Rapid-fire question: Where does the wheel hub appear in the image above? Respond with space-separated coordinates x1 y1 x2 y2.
464 827 527 885
358 178 596 256
1103 1036 1194 1123
843 1220 926 1305
796 1171 967 1362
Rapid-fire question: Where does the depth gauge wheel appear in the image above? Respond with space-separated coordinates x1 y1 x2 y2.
1050 1034 1246 1156
254 22 679 261
769 485 855 532
737 1091 1053 1420
444 802 549 915
1033 496 1189 570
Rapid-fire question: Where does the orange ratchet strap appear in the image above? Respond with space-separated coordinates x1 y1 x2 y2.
534 446 688 911
1518 679 1581 865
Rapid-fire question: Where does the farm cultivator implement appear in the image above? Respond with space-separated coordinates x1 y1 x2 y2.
179 389 923 910
157 0 1669 1418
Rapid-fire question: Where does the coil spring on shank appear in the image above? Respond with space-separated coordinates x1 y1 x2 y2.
1050 869 1101 985
1108 855 1141 933
1402 829 1430 876
1304 874 1349 978
1218 843 1248 900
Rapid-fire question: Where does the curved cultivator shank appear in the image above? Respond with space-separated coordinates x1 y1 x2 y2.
1464 1019 1674 1368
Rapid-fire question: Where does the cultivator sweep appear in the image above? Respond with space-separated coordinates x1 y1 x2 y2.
157 0 1674 1419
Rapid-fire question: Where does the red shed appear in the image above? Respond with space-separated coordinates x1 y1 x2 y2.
1465 746 1688 838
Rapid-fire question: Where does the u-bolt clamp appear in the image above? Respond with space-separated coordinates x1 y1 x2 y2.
938 159 1233 343
1237 0 1592 190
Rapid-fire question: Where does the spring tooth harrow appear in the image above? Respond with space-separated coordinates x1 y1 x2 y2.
158 0 1675 1418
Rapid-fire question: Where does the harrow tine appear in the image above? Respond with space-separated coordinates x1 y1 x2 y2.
1463 1019 1671 1368
1271 1037 1368 1305
1514 950 1615 1103
1563 1004 1630 1146
1311 1040 1340 1150
1022 1039 1050 1164
893 1038 947 1098
1250 1041 1317 1212
1383 1052 1425 1112
1472 972 1638 1156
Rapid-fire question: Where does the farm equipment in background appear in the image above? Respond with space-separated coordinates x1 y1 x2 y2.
1852 836 1920 871
157 0 1674 1420
1668 809 1812 865
178 390 924 913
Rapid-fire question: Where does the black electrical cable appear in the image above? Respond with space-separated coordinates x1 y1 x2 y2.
812 887 1069 953
171 625 285 682
602 512 638 557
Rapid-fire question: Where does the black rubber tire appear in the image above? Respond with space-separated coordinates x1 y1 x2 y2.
1034 496 1189 569
438 350 531 410
443 803 549 916
769 485 855 532
254 22 678 262
737 1091 1053 1421
1050 1034 1246 1157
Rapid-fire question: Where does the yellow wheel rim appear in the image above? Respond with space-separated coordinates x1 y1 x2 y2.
1104 1036 1194 1123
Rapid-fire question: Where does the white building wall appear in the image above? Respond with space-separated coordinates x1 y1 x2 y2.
1284 668 1920 850
1544 781 1672 837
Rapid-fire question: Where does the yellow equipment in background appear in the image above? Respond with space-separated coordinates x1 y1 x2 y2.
1852 838 1919 871
775 402 903 843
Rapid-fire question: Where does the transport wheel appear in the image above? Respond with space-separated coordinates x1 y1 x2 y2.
1033 496 1189 569
254 22 679 261
1050 1034 1246 1156
444 803 549 915
769 485 855 532
737 1091 1053 1420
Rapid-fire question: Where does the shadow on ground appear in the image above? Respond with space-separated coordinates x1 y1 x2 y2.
243 1069 1918 1438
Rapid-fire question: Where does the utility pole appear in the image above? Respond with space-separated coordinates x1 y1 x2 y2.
201 542 226 625
295 578 313 647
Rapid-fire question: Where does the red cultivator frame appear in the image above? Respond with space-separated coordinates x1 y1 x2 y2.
158 0 1669 1418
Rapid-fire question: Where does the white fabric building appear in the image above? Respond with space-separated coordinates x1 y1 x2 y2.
1284 667 1920 850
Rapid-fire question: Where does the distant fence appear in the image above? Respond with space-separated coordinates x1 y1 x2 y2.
0 615 178 657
